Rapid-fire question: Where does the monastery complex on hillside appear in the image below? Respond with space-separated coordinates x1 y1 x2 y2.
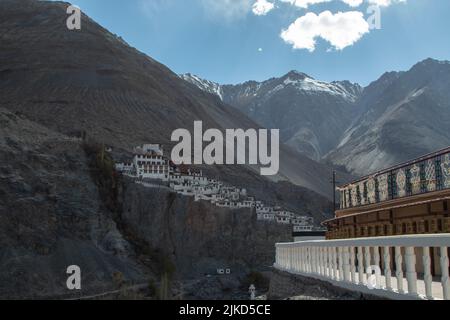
115 144 315 233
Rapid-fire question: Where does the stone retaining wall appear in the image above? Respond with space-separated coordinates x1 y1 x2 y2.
268 269 387 300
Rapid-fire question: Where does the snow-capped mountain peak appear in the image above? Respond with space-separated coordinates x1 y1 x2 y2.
180 73 224 100
181 71 362 103
180 71 362 161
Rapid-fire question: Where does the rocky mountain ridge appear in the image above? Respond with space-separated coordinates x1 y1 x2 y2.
182 59 450 176
326 58 450 175
0 106 297 299
0 0 335 299
181 71 362 161
0 0 346 198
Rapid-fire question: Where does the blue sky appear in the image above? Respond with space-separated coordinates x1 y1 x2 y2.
64 0 450 86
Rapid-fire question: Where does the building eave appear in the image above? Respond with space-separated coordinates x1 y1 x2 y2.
322 189 450 226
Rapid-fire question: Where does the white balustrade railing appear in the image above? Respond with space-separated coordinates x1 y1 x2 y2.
274 234 450 300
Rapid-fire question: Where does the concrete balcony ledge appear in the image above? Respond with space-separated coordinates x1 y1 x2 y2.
276 234 450 248
274 234 450 300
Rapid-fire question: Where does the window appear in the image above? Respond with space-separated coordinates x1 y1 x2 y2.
388 172 397 199
375 179 380 202
363 182 368 204
420 162 427 193
356 185 361 206
436 158 443 190
348 189 353 208
341 190 347 209
406 168 412 195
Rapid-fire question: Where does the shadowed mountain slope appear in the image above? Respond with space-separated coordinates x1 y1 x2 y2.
326 58 450 175
0 0 349 198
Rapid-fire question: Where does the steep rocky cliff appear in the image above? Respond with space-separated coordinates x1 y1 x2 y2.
0 0 344 198
0 107 292 299
120 180 292 279
0 108 147 299
0 0 334 299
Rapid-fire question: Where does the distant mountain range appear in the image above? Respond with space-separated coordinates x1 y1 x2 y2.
181 72 362 162
0 0 337 298
0 0 347 199
181 58 450 176
326 59 450 175
2 0 448 299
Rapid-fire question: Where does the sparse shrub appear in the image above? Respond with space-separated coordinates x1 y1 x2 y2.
112 271 125 289
83 141 119 212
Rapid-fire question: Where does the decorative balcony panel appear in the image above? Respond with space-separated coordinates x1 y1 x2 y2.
338 147 450 210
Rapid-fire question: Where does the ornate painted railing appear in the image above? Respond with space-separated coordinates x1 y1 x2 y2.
274 234 450 300
338 147 450 210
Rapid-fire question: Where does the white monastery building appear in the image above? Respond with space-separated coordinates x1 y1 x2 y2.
116 144 316 232
132 144 170 181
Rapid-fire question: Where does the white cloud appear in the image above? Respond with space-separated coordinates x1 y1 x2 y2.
342 0 364 6
280 10 370 51
368 0 406 7
199 0 254 21
280 0 331 9
279 0 403 9
252 0 275 16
